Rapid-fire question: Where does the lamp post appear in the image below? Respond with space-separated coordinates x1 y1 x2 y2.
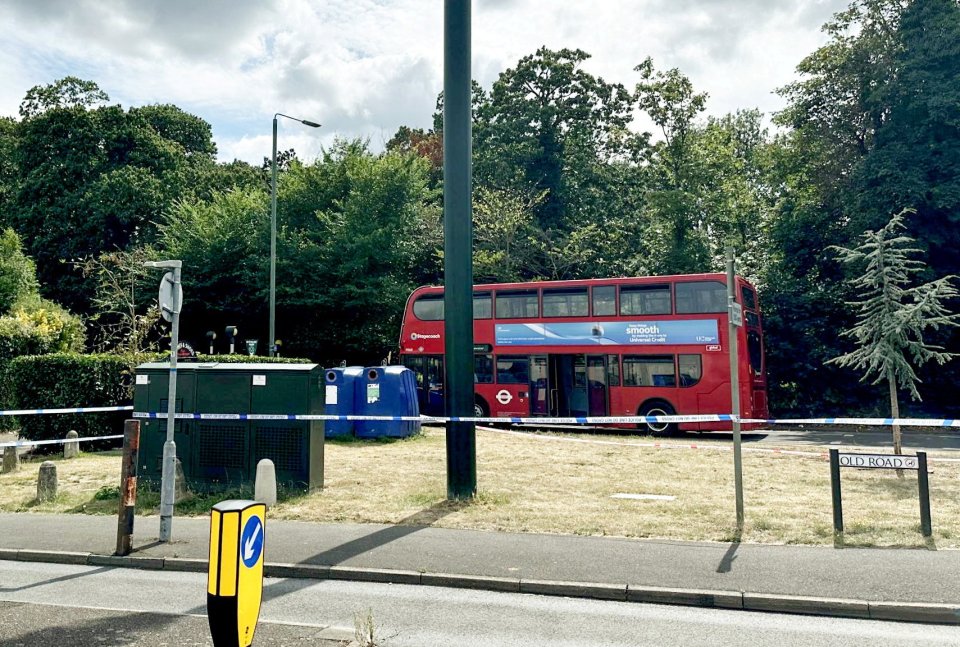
270 113 321 357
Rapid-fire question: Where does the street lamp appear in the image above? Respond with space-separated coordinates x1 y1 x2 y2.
270 113 321 357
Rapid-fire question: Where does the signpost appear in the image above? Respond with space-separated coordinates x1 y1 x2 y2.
725 246 744 532
208 500 266 647
829 449 932 539
145 260 183 543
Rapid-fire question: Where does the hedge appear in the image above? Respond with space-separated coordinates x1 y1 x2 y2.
10 353 142 448
9 352 312 448
0 359 14 431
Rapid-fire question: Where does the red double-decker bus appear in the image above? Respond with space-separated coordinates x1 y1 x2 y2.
398 273 767 434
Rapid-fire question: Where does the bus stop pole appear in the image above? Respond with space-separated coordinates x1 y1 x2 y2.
442 0 477 499
726 246 744 531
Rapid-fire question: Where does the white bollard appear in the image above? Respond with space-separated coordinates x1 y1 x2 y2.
255 459 277 508
63 430 79 459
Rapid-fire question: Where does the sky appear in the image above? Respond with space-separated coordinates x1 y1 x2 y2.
0 0 849 165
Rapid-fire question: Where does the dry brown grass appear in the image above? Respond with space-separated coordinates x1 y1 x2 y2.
1 427 958 548
0 450 123 514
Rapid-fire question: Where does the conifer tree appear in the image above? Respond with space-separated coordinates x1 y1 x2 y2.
829 211 958 454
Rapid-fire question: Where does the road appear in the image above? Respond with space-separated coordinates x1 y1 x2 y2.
508 425 960 451
708 428 960 451
1 561 958 647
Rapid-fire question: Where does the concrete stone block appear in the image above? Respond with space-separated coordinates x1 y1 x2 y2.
63 430 79 459
2 446 19 473
36 461 57 502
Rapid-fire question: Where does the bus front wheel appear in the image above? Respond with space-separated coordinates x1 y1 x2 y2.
638 401 677 436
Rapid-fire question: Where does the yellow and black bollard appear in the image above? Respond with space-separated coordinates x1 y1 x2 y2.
207 500 266 647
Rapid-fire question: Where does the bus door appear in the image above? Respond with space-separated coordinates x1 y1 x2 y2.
548 354 589 417
529 355 549 416
586 355 608 416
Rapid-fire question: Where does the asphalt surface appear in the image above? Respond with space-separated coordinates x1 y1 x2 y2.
4 562 960 647
1 512 958 625
0 600 353 646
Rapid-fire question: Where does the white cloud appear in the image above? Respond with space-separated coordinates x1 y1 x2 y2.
0 0 849 163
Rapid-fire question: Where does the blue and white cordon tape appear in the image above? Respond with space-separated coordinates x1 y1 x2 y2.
2 404 960 428
0 405 133 417
130 412 734 425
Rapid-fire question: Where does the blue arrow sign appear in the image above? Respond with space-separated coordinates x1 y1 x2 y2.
240 516 264 568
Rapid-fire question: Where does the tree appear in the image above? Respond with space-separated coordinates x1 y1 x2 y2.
19 76 108 119
471 186 544 283
474 47 632 231
765 0 909 415
633 58 711 274
158 187 270 349
78 247 161 353
828 211 958 454
276 140 439 363
851 0 960 278
0 117 17 228
10 79 220 314
0 228 39 313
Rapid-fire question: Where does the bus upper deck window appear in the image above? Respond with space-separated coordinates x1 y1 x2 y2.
592 286 616 317
473 292 492 319
620 284 671 316
741 286 757 310
413 294 444 320
675 281 726 314
543 288 588 317
496 290 539 318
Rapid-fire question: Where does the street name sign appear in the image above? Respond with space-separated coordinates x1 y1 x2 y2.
838 452 919 470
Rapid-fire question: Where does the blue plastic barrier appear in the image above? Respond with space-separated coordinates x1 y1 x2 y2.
354 366 421 439
324 366 364 438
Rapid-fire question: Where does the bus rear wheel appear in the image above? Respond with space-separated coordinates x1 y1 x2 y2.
474 399 489 420
638 401 677 437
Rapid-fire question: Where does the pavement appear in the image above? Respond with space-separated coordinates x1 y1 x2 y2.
1 513 959 626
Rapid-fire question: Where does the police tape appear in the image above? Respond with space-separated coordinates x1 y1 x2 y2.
3 404 960 429
130 412 735 425
742 417 960 428
0 434 124 449
0 405 134 417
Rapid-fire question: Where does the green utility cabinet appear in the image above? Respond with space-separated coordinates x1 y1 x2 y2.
134 362 325 492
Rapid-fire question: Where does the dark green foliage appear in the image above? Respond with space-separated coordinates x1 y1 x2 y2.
474 47 633 234
0 228 38 313
277 140 440 364
9 80 220 314
852 0 960 278
158 187 270 352
10 353 140 449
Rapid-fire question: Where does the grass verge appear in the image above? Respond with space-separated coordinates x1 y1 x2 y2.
0 426 957 548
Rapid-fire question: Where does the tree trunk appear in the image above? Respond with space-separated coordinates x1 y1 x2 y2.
888 372 905 479
888 372 902 455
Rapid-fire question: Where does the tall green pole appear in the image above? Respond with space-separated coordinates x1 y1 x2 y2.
443 0 476 499
269 116 278 357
